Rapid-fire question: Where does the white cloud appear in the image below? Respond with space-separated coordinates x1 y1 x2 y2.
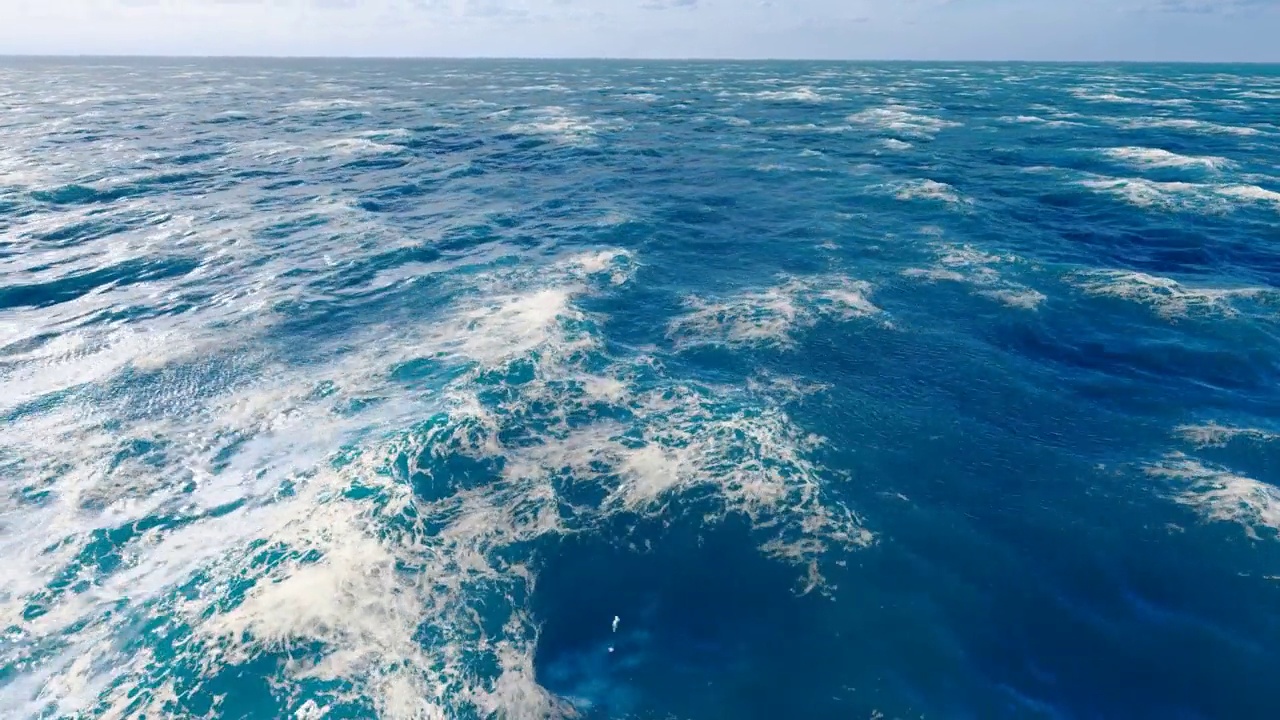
641 0 698 10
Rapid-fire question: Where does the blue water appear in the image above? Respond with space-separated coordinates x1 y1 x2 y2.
1 58 1279 720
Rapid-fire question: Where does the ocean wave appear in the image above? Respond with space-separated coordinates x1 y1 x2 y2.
1175 423 1279 448
1100 147 1234 172
997 115 1083 128
284 98 367 112
1146 454 1280 540
2 249 870 718
1106 116 1263 137
846 105 960 139
1070 88 1191 107
977 287 1048 310
1079 176 1280 213
7 59 1280 720
507 106 614 144
891 179 965 204
1071 269 1272 319
774 122 853 134
668 275 883 349
749 87 835 103
320 137 406 156
901 244 1044 310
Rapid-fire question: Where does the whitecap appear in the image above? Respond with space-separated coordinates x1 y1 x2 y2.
1106 116 1262 137
1175 423 1278 448
1146 454 1280 540
668 275 882 349
1079 176 1280 213
997 114 1082 128
1071 269 1271 319
750 87 834 103
846 105 960 139
1070 89 1191 107
508 106 611 144
892 179 964 205
1100 147 1234 172
901 243 1043 310
1216 184 1280 208
978 288 1048 310
285 98 367 112
320 137 405 156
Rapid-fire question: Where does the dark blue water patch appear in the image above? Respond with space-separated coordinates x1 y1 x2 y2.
1038 218 1278 280
848 441 1280 720
532 511 874 720
338 155 411 172
29 184 111 205
354 182 441 213
0 256 201 309
26 209 168 247
29 172 214 207
403 132 486 154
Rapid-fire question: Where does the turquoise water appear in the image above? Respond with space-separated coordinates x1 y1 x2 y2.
1 59 1279 719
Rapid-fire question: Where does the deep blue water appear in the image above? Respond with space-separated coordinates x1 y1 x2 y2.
1 59 1279 720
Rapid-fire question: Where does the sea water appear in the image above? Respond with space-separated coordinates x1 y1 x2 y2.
1 59 1279 719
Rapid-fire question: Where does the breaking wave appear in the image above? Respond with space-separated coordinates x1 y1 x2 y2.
1071 269 1272 319
1147 454 1280 541
668 275 884 349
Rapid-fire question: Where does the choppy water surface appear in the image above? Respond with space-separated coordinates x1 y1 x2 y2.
2 59 1279 719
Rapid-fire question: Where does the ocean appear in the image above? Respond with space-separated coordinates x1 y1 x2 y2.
1 58 1278 719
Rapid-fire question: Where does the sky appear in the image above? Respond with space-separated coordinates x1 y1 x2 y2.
1 0 1278 61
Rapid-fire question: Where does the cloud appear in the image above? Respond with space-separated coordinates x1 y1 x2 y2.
641 0 698 9
466 0 529 17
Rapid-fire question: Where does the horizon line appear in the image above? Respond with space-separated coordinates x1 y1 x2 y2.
1 53 1279 65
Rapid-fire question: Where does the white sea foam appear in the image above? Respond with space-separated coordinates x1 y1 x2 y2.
998 115 1083 128
1072 269 1270 318
1216 184 1280 208
978 288 1048 310
1079 176 1280 213
1106 116 1263 137
3 247 869 718
1175 423 1279 448
667 275 883 349
1079 177 1213 210
892 179 965 205
846 106 959 139
1070 88 1190 107
320 137 405 156
750 87 834 103
508 106 612 144
1146 454 1280 540
1101 147 1234 172
285 98 367 112
901 267 968 283
901 243 1043 310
